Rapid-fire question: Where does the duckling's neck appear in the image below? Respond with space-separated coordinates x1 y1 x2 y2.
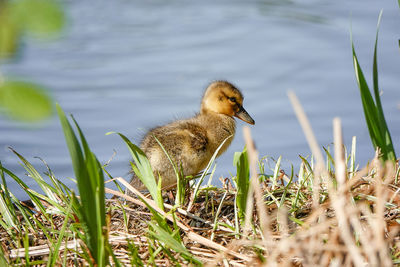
195 111 236 155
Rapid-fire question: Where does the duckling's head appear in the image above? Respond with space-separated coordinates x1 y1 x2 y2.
200 81 255 125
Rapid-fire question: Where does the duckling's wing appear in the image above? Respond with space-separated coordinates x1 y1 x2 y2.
137 121 211 188
179 122 208 152
142 122 208 154
140 125 185 156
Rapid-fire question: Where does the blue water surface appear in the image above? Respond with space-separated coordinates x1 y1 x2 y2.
1 0 399 198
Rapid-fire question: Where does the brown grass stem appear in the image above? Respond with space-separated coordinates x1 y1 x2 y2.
243 126 271 242
287 90 325 208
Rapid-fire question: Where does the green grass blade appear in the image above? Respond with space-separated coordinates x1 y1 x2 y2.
147 221 201 265
37 157 71 204
298 160 305 183
233 147 249 225
127 240 144 266
292 176 309 210
271 156 282 189
349 136 357 178
56 105 88 192
109 132 162 208
25 188 65 213
56 104 108 266
288 216 304 226
372 11 383 111
351 43 384 151
47 200 73 266
323 146 335 170
107 243 123 267
0 165 52 224
0 190 17 231
0 162 18 230
23 233 30 265
70 115 107 264
372 11 396 161
0 188 18 230
0 245 9 266
56 105 95 238
299 155 313 188
9 148 60 204
210 190 228 241
279 165 294 208
351 15 396 162
206 164 217 187
56 105 92 233
7 190 34 230
130 186 171 233
152 136 184 207
192 135 232 202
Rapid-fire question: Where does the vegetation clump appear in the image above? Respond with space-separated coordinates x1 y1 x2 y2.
0 108 399 266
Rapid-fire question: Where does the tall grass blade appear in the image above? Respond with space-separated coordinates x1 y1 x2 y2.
4 153 71 215
351 13 396 162
6 188 34 230
0 246 8 266
152 136 185 206
298 160 305 183
47 200 73 266
38 157 71 204
192 135 232 203
56 104 108 266
372 11 396 161
352 47 383 149
0 165 52 224
23 233 30 265
70 115 107 266
0 162 18 230
349 136 357 178
211 190 227 241
279 165 294 208
10 149 60 205
271 156 282 189
0 186 17 230
127 239 144 267
109 132 162 209
233 147 249 225
147 221 201 265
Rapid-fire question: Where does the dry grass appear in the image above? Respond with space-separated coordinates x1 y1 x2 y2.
2 156 399 266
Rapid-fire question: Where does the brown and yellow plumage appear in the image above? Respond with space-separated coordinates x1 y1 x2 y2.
130 81 255 190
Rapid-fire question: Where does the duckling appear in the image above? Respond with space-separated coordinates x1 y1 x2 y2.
130 81 255 190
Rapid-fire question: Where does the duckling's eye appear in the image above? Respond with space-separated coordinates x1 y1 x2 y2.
228 97 236 103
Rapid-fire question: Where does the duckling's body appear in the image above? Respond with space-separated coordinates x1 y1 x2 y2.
130 81 254 190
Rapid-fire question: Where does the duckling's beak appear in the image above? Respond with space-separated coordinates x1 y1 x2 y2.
235 105 255 125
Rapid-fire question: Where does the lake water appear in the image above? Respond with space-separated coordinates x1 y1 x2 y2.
1 0 399 199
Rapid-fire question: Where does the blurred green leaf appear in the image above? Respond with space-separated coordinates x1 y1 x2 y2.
0 81 53 121
0 16 20 58
10 0 65 36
